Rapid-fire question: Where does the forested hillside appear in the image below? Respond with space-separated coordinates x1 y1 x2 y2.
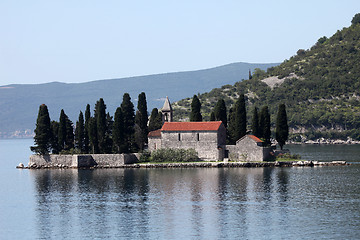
173 14 360 141
0 62 277 138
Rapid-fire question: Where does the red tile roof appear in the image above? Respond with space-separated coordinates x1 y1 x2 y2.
248 135 263 143
161 121 223 132
148 129 161 137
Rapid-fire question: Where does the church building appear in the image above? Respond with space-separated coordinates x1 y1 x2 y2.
148 97 273 161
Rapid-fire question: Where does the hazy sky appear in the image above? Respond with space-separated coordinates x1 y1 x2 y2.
0 0 359 85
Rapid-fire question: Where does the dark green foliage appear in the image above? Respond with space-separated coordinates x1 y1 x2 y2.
58 109 74 151
75 111 85 153
276 104 289 150
190 95 202 121
260 106 271 146
352 13 360 25
210 111 216 121
174 20 360 140
227 95 246 143
150 148 199 162
95 98 109 153
65 114 74 151
88 117 99 154
251 106 260 138
214 99 227 127
136 92 149 150
58 109 67 151
112 107 125 153
121 93 136 153
105 112 113 153
50 121 60 154
227 107 235 144
84 104 91 153
234 94 247 141
31 104 52 154
148 108 163 131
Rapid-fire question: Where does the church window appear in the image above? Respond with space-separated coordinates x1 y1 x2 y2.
178 133 181 141
197 133 200 141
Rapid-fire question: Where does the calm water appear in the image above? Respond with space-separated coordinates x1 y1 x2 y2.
1 139 360 239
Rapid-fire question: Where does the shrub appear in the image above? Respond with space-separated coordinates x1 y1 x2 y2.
150 148 199 162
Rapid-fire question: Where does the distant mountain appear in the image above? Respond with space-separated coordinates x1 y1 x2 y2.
0 62 278 138
174 14 360 141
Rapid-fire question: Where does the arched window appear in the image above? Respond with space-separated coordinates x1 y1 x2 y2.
178 133 181 141
197 133 200 141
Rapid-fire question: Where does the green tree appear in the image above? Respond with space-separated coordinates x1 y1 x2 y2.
276 104 289 150
31 104 52 154
84 104 91 153
351 13 360 25
260 106 271 146
214 99 227 127
227 106 235 144
88 117 99 153
58 109 73 151
65 114 74 151
95 98 108 153
148 108 163 131
121 93 136 153
210 111 216 121
234 94 247 141
136 92 148 150
190 95 202 121
50 120 60 154
112 107 125 153
75 111 85 153
251 106 260 137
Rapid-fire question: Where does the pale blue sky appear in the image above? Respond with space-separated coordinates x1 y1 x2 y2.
0 0 359 85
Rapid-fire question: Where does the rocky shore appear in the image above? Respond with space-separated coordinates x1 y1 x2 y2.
288 137 360 145
17 160 349 169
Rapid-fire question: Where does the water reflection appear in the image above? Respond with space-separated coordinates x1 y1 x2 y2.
30 166 360 239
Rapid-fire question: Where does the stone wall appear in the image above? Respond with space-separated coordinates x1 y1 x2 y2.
148 137 161 151
226 137 273 162
29 153 140 168
161 131 223 160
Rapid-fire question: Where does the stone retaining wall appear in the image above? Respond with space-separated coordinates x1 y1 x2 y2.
29 153 140 168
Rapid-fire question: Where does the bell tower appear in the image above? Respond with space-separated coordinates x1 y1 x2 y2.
161 96 173 123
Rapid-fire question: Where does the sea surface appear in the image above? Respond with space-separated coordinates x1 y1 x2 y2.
0 139 360 239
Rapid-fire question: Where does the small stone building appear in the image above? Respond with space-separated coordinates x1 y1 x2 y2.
148 121 226 161
226 135 273 162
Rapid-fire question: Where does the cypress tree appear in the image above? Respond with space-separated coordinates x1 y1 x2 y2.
105 112 113 153
95 98 107 153
50 120 60 154
134 111 142 151
210 111 216 121
148 108 163 131
31 104 52 154
260 106 271 146
190 95 202 122
121 93 135 153
75 111 85 153
84 104 91 153
58 109 67 152
112 107 125 153
252 106 260 138
276 104 289 150
227 106 236 144
234 94 247 141
137 92 148 150
214 99 227 127
88 117 99 153
65 114 74 151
